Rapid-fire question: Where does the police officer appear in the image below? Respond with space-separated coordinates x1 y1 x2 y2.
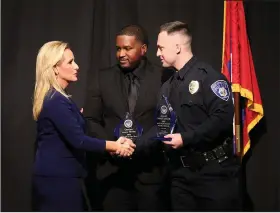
156 21 241 211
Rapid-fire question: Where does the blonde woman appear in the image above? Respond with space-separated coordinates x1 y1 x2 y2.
32 41 135 211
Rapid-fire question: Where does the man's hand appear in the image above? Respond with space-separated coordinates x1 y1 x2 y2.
162 133 183 149
115 137 136 157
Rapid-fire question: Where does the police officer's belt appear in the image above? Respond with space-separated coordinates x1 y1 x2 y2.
168 140 233 171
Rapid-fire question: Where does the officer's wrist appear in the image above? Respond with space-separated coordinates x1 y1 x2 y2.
180 131 194 147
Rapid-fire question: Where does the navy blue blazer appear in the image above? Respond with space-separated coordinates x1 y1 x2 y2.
33 89 106 178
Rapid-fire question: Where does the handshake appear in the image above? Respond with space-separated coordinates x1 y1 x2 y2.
113 136 136 158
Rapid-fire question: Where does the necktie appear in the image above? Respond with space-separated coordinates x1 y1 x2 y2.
128 73 139 114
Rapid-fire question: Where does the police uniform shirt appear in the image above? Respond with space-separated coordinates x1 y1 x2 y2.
161 56 234 153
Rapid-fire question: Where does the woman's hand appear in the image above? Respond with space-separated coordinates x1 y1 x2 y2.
115 137 136 157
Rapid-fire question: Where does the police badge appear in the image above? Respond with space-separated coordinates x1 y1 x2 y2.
189 80 199 94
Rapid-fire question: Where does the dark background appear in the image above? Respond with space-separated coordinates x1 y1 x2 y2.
2 0 279 211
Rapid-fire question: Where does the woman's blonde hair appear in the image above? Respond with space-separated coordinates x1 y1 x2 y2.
32 41 70 121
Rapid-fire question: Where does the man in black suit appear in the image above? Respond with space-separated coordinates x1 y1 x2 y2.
83 25 173 211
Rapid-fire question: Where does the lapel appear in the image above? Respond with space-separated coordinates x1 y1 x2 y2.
49 89 85 129
69 98 85 127
133 62 155 118
111 66 130 119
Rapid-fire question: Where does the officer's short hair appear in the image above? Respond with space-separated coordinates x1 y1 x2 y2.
117 24 149 47
160 21 192 41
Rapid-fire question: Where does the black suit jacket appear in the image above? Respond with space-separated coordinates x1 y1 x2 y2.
84 59 174 184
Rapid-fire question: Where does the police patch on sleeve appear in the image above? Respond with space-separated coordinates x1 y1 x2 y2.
210 80 230 101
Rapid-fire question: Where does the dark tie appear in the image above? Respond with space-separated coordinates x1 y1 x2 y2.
128 73 139 114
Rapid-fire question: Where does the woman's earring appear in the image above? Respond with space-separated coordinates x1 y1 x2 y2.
54 68 59 75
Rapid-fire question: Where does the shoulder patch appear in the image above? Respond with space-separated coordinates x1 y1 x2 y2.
210 80 230 101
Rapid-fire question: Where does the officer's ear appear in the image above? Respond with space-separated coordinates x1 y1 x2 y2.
176 44 181 54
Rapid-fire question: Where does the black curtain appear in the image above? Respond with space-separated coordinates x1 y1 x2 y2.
2 0 279 211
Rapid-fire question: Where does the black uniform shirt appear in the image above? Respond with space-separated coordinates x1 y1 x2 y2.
160 56 234 153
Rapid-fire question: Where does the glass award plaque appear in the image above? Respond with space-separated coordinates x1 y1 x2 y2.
114 112 143 141
153 95 177 141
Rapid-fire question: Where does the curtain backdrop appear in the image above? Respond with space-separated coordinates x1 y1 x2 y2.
2 0 279 211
